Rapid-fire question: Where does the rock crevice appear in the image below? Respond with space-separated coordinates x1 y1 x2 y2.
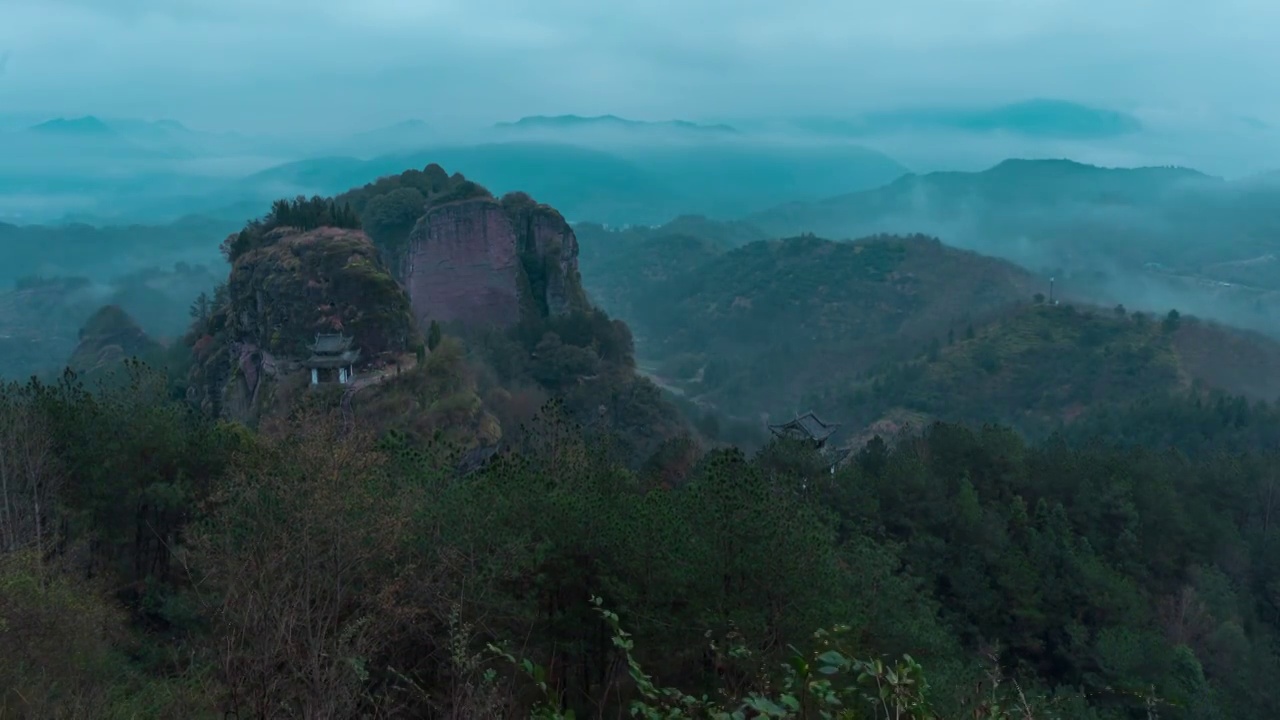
403 187 586 328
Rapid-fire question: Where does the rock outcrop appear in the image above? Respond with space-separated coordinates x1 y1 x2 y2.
503 192 585 317
403 180 587 329
190 224 418 424
66 304 163 377
226 226 415 357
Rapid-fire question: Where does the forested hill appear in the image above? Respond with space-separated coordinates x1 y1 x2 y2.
4 361 1280 718
3 167 1280 719
741 159 1280 338
575 227 1280 438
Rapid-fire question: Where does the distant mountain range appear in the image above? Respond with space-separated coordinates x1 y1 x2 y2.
767 99 1144 140
745 158 1250 273
6 146 1280 425
568 157 1280 345
29 116 119 136
494 114 739 136
2 100 1279 229
495 101 1142 142
218 139 908 226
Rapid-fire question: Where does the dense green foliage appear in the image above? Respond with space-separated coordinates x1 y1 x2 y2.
220 195 360 263
2 356 1279 718
579 232 1036 419
576 221 737 322
469 303 687 464
7 161 1280 720
835 304 1184 433
576 227 1280 440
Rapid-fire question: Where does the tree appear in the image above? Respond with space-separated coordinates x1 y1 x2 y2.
427 320 443 352
188 291 212 330
362 187 426 251
191 409 411 719
0 381 62 562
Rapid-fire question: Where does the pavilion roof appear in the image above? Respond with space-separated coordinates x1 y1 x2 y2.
309 333 355 354
304 348 361 369
768 411 839 443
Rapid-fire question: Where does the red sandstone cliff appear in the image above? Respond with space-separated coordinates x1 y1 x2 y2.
403 185 587 328
503 192 584 317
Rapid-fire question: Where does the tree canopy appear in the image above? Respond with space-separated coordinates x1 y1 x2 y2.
1 360 1278 718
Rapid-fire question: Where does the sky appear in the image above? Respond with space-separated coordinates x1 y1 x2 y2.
0 0 1278 136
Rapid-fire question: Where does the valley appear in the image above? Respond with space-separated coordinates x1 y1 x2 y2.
4 145 1280 720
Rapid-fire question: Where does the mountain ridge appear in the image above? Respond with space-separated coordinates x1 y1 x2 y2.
494 114 738 134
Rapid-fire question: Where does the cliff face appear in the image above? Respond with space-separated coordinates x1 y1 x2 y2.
191 225 418 423
226 226 415 356
503 192 585 318
405 199 522 328
403 185 587 328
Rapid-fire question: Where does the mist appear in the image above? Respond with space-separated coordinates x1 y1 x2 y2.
740 164 1280 339
3 0 1280 224
1 0 1278 385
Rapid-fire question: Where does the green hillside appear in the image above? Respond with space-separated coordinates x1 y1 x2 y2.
574 223 1280 442
843 303 1181 432
745 159 1280 338
8 169 1280 720
575 218 758 319
627 234 1039 418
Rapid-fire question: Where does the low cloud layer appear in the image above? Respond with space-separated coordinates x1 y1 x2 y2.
1 0 1278 136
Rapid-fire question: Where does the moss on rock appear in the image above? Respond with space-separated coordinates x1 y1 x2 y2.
187 223 420 425
225 227 416 357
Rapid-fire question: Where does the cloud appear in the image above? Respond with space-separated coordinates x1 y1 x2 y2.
0 0 1276 142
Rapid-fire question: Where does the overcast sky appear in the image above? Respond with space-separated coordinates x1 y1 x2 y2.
0 0 1277 135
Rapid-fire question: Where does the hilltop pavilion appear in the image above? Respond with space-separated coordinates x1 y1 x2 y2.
305 333 361 385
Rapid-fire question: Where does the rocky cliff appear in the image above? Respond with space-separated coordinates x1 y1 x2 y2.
182 176 679 460
226 226 414 357
66 304 164 379
402 179 587 329
189 223 418 423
